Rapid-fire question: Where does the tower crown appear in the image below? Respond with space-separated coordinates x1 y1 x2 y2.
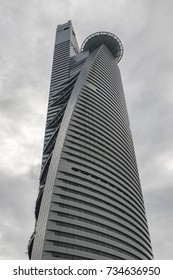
81 31 123 63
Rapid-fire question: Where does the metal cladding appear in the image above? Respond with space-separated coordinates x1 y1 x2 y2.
28 20 153 260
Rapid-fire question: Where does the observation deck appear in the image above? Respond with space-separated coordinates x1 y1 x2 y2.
81 32 123 63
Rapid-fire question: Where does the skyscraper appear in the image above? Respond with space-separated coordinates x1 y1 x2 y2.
28 20 153 260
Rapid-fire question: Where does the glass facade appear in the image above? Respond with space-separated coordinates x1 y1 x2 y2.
28 20 153 260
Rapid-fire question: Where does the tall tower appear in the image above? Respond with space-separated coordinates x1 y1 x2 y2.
28 20 153 260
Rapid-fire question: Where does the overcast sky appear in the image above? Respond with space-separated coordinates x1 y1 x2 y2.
0 0 173 260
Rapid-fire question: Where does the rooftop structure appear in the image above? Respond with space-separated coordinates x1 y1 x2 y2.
81 31 123 62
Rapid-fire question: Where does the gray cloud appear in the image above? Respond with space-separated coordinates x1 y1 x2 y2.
0 0 173 259
0 170 37 259
144 185 173 259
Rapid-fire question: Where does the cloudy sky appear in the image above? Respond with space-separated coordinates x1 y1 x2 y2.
0 0 173 260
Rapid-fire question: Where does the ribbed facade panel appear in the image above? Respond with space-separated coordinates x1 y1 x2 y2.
28 21 153 260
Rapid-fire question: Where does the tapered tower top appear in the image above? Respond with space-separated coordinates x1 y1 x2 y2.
80 31 123 63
